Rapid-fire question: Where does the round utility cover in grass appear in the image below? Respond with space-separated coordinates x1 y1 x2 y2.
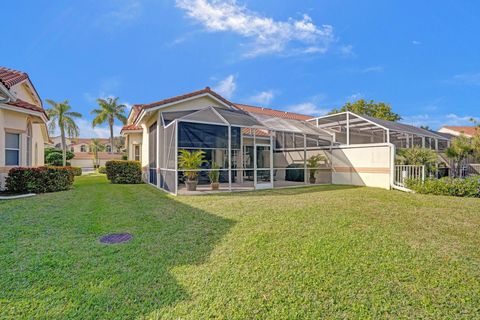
100 233 133 244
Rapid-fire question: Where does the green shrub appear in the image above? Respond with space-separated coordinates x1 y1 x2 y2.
105 160 142 184
70 167 82 176
406 176 480 197
98 166 107 174
45 148 74 166
6 167 75 193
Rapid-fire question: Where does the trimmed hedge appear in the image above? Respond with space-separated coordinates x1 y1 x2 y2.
70 167 82 176
98 166 107 174
105 160 142 184
406 176 480 197
6 167 75 193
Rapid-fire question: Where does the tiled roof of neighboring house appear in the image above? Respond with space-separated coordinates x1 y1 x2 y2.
73 152 123 160
441 126 477 137
234 103 313 121
121 124 142 133
142 87 235 111
0 67 28 89
5 99 48 118
70 138 111 146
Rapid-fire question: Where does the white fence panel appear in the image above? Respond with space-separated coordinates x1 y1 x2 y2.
393 165 425 190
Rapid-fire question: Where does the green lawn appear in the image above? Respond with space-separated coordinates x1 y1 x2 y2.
1 175 479 319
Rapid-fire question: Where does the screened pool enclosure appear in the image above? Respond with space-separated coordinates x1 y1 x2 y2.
148 106 333 195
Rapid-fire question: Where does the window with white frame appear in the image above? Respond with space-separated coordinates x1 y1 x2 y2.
80 145 87 152
5 132 20 166
106 145 112 153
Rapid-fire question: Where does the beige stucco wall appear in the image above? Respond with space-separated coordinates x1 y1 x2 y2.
331 144 393 189
10 82 41 107
0 108 47 189
126 132 142 161
157 95 228 113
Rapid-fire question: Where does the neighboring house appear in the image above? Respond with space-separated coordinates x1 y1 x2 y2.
438 126 478 138
121 87 454 195
50 136 123 168
0 66 49 189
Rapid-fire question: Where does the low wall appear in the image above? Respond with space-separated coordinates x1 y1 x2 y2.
331 144 393 190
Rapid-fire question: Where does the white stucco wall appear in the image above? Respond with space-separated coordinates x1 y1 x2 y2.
331 144 393 189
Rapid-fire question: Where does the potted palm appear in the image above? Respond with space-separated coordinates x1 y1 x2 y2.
208 163 220 190
307 154 326 184
178 149 206 191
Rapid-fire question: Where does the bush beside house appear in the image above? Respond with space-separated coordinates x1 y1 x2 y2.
70 167 82 176
406 176 480 197
105 160 142 184
6 167 75 193
98 166 107 174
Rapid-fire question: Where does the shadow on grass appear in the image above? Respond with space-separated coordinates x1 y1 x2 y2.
213 184 361 198
0 177 235 319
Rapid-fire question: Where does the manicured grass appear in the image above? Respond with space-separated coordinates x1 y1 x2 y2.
1 176 479 319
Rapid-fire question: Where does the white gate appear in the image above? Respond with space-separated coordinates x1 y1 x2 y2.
393 165 425 191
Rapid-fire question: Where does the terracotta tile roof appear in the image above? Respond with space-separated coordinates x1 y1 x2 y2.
442 126 478 137
142 87 235 111
70 138 111 146
241 128 269 136
121 124 142 133
0 67 28 89
73 152 123 160
5 99 48 118
234 103 313 121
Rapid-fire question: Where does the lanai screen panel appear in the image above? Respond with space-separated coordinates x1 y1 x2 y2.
163 123 177 194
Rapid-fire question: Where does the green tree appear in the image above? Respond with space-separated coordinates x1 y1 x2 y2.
91 97 127 154
446 135 473 177
46 100 82 166
330 99 401 121
44 147 75 166
470 118 480 160
396 147 438 175
90 139 105 168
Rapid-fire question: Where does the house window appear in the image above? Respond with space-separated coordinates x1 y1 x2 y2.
70 147 74 152
134 145 141 161
34 143 38 166
5 132 20 166
26 123 32 166
106 145 112 153
80 145 87 152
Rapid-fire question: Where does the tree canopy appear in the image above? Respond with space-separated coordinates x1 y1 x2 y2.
330 99 401 122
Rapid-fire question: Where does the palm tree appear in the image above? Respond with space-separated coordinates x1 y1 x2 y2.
46 99 82 166
90 139 105 168
91 97 127 154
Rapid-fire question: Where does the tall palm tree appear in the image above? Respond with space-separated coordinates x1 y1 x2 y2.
46 99 82 166
91 97 127 154
90 139 105 168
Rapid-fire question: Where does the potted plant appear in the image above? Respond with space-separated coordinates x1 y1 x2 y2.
178 149 206 191
208 163 220 190
307 154 326 184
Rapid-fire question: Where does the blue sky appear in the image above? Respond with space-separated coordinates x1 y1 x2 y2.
2 0 479 137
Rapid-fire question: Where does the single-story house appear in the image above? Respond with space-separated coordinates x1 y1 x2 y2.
121 87 453 195
0 67 49 189
50 136 123 168
438 126 477 138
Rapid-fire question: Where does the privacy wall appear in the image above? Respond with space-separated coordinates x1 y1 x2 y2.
331 144 393 190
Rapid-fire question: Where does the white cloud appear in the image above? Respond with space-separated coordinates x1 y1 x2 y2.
451 72 480 86
339 44 355 57
106 0 142 23
361 66 384 73
176 0 335 57
402 113 475 130
249 90 275 105
213 75 237 99
346 92 363 102
287 102 329 116
412 40 421 45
